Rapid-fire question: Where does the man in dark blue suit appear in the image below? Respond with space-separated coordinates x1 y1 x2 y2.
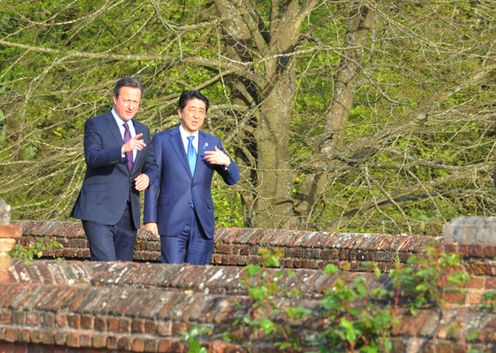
71 77 157 261
144 90 239 265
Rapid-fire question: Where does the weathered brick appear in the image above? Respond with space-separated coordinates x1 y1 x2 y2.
484 246 496 258
0 310 12 324
144 337 159 352
80 315 94 330
92 334 107 348
12 311 26 325
107 317 119 332
461 277 485 289
132 319 145 333
158 338 183 352
66 332 80 347
106 335 118 349
94 317 107 332
16 329 30 343
117 336 132 351
79 333 92 348
486 277 496 289
143 319 157 335
157 321 172 336
4 327 17 342
67 313 81 329
468 244 485 258
466 290 483 305
117 317 132 333
444 290 466 305
54 314 67 328
40 312 54 328
132 337 146 352
54 331 66 345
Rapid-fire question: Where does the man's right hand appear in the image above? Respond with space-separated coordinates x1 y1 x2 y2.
122 133 146 154
144 222 159 237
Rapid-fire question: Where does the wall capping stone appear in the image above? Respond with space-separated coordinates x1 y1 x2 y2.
444 216 496 245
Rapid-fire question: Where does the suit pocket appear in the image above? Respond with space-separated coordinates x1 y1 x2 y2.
83 183 108 192
83 183 108 206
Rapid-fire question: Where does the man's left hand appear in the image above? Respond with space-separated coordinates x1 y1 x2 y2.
135 173 149 191
204 146 231 168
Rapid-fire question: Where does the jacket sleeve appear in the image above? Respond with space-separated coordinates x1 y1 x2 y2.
142 127 158 183
84 118 123 169
144 134 162 223
214 140 240 185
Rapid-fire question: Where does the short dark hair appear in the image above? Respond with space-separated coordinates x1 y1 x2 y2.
178 90 209 112
113 77 144 97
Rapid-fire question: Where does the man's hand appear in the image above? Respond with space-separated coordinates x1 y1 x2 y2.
144 222 159 237
134 173 149 191
122 133 146 154
204 146 231 168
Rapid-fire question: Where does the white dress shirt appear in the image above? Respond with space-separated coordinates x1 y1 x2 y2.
179 124 199 155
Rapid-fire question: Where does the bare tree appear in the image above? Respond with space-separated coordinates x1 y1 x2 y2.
1 0 495 235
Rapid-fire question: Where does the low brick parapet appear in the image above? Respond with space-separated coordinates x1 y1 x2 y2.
2 218 496 352
14 220 438 270
1 267 496 352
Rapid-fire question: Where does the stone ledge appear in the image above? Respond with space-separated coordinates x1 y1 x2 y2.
444 217 496 245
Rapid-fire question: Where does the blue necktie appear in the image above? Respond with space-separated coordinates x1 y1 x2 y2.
187 135 196 176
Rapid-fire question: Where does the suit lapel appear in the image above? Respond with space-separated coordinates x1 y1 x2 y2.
133 121 145 173
170 127 191 177
105 111 124 147
196 131 210 179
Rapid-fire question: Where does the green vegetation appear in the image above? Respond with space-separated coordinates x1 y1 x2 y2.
184 248 476 352
1 1 495 234
10 237 63 264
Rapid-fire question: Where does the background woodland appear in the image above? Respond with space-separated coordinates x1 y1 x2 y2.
1 0 495 235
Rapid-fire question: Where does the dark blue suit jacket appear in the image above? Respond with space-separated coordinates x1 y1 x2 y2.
71 110 157 227
144 126 239 238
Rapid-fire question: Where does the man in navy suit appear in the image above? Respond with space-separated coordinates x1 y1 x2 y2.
144 90 239 265
71 77 157 261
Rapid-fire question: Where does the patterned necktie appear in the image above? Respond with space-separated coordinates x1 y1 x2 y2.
187 135 196 176
123 122 134 172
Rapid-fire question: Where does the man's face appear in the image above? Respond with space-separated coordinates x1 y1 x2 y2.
179 98 206 134
113 86 142 122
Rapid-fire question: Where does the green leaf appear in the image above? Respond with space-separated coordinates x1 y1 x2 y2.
340 318 357 344
260 319 276 334
324 263 339 275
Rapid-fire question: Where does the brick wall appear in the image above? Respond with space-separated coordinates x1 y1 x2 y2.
14 220 438 270
1 218 496 352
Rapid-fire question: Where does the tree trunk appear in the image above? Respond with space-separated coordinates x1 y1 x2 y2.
294 4 376 225
214 0 318 229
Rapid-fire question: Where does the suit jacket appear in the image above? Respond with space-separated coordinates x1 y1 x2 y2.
71 110 157 227
144 126 239 238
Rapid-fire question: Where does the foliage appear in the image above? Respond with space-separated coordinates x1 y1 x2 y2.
181 326 211 353
10 237 63 264
186 248 474 352
0 1 495 234
312 263 394 352
389 246 469 313
476 291 496 312
225 248 308 350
